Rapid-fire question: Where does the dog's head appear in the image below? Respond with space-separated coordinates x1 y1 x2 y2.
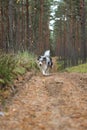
37 56 46 66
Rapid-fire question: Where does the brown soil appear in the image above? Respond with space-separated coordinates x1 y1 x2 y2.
0 72 87 130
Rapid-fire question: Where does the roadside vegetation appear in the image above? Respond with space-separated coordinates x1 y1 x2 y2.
0 51 38 105
0 51 38 87
65 63 87 73
57 59 87 73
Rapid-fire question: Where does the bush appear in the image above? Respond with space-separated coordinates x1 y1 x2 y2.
0 54 17 86
0 51 39 87
16 51 38 71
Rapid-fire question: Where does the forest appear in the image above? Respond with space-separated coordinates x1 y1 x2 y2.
0 1 87 129
0 0 87 67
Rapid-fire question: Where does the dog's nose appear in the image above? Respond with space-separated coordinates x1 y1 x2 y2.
39 61 42 66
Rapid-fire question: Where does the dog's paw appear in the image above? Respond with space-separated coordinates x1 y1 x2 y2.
43 73 50 76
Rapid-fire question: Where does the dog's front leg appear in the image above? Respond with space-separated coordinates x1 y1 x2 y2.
46 68 50 75
42 68 48 76
42 70 46 75
43 68 50 76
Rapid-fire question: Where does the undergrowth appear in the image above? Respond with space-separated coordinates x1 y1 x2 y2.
0 51 38 88
16 51 38 72
57 59 87 73
0 54 17 86
65 63 87 73
0 51 39 105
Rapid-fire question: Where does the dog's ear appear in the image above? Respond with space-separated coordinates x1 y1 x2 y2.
37 56 41 60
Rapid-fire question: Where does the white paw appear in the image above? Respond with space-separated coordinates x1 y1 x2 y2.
42 70 50 76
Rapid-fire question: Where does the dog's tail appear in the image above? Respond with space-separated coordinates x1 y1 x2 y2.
44 50 50 57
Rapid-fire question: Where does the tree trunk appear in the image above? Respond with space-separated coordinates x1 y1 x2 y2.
80 0 86 63
8 0 15 52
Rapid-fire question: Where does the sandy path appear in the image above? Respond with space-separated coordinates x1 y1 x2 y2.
0 72 87 130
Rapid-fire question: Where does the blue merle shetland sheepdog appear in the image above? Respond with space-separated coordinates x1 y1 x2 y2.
37 50 53 76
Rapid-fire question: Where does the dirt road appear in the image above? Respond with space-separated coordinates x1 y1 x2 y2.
0 72 87 130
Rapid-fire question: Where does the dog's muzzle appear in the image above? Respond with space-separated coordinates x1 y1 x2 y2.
39 61 42 66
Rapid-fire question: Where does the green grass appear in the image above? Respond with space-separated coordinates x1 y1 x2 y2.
16 51 39 72
65 63 87 73
13 66 26 75
0 54 17 85
0 51 38 87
